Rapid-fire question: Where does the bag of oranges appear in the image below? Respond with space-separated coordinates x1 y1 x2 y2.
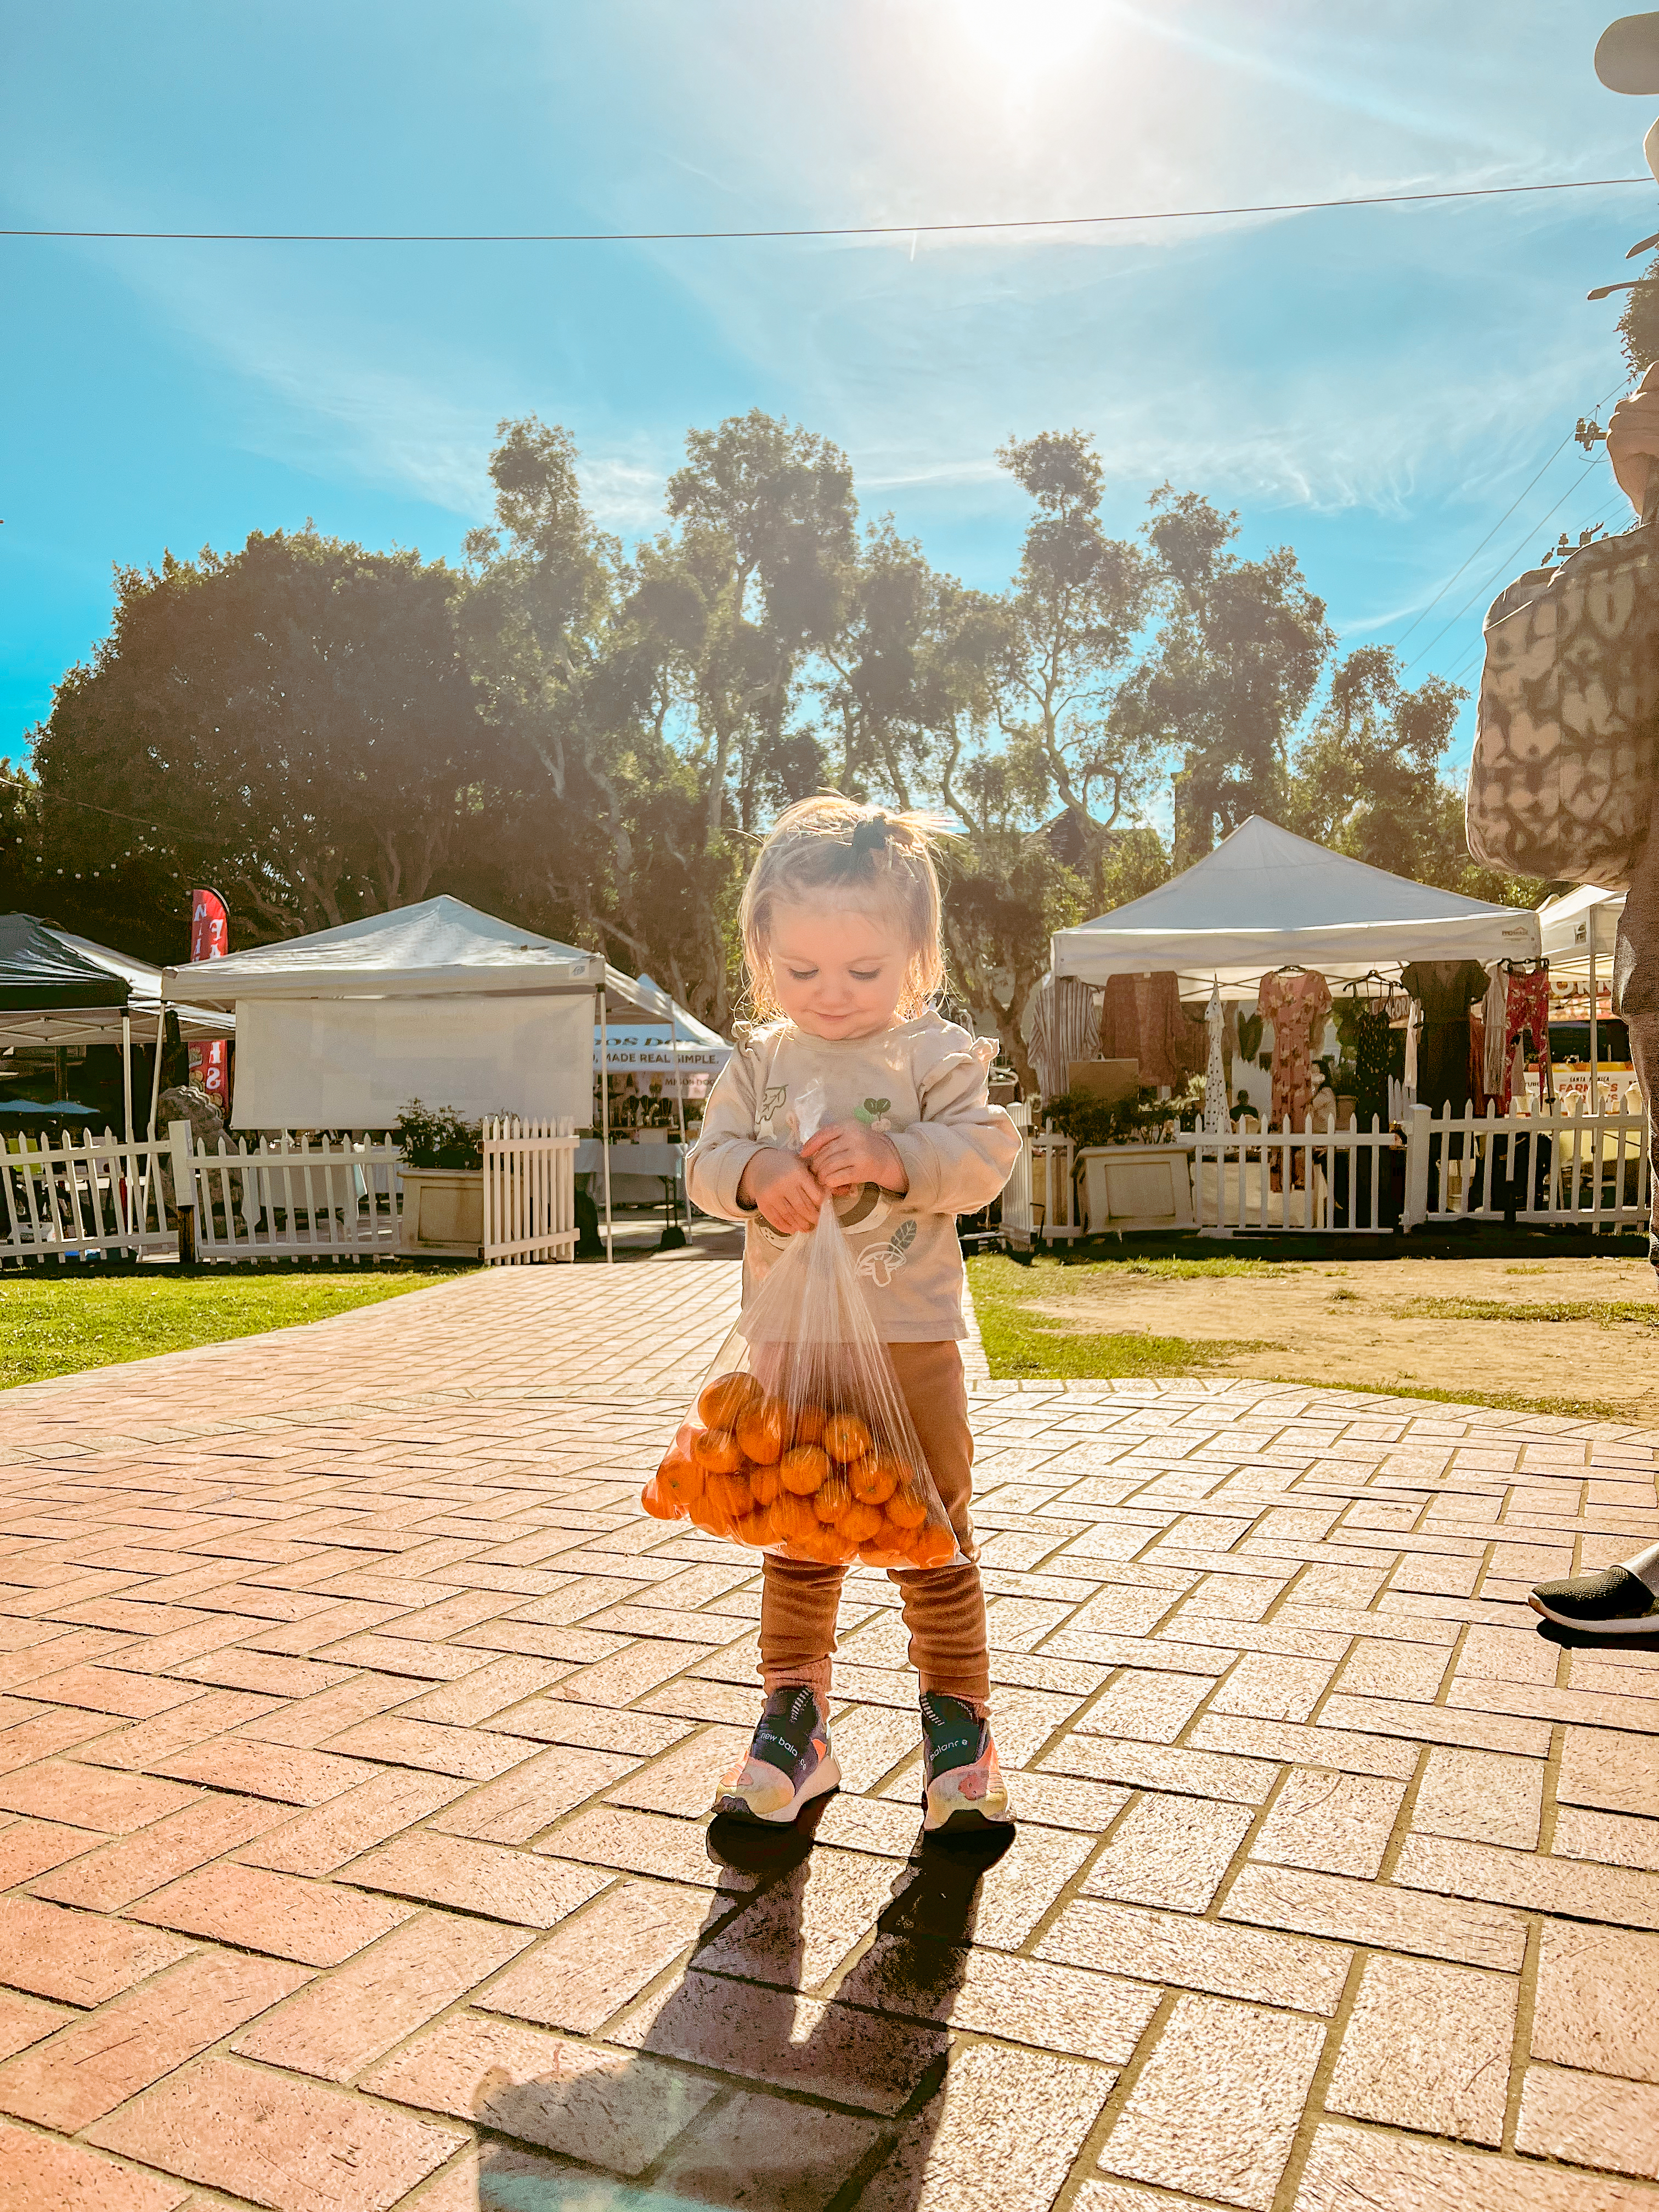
642 1201 961 1571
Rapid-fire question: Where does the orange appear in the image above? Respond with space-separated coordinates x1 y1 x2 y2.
911 1522 955 1567
885 1485 928 1530
780 1443 830 1496
691 1426 743 1476
698 1372 763 1429
848 1452 900 1505
866 1516 909 1556
657 1451 703 1509
840 1499 883 1543
747 1462 783 1509
770 1493 819 1545
793 1525 846 1564
704 1469 753 1526
736 1398 787 1465
732 1506 775 1549
791 1401 827 1447
822 1412 873 1465
812 1472 851 1525
640 1475 678 1520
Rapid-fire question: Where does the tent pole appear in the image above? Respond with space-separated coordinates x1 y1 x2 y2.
661 997 688 1251
145 1009 165 1136
598 985 614 1265
1589 934 1600 1107
121 1012 133 1144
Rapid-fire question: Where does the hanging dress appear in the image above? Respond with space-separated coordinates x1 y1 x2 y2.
1257 969 1334 1132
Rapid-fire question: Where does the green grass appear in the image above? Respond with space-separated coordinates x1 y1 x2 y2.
969 1252 1280 1297
967 1255 1280 1379
1393 1296 1659 1329
0 1267 459 1389
1271 1377 1632 1421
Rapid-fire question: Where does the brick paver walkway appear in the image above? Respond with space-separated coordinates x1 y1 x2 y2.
0 1259 1656 2211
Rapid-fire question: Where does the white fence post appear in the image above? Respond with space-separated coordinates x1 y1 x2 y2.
1401 1106 1432 1230
1002 1102 1033 1250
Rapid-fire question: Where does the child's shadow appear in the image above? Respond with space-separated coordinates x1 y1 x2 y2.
476 1802 1010 2209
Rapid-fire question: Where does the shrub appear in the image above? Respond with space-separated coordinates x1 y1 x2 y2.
1041 1079 1206 1147
393 1100 495 1171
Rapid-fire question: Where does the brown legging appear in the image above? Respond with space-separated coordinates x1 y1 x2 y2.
758 1339 990 1707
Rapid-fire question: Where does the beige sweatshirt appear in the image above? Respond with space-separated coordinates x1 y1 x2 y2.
685 1012 1020 1341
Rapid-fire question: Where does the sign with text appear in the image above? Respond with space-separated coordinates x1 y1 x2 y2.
186 888 230 1111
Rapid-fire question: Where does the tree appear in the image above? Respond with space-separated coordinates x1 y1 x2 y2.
938 832 1087 1093
985 432 1156 864
1119 487 1333 863
1284 644 1543 904
32 530 488 943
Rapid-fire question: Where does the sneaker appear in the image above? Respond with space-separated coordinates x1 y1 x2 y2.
1530 1558 1659 1635
919 1691 1012 1834
713 1688 840 1825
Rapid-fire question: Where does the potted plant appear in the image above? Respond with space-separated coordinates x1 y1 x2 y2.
394 1101 493 1257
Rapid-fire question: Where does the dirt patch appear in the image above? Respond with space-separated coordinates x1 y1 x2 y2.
1013 1252 1659 1421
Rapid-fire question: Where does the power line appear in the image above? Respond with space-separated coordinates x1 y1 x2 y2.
1405 469 1626 677
1391 374 1630 652
1443 484 1632 685
1 174 1651 246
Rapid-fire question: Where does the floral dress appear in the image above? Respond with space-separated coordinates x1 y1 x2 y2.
1258 969 1333 1132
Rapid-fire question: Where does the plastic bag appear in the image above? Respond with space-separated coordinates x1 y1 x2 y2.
642 1183 962 1573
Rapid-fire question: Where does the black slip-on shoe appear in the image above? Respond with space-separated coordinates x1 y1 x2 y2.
1530 1565 1659 1635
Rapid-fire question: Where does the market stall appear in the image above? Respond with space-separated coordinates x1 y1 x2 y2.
1047 817 1545 1234
583 979 731 1240
1538 885 1627 1099
162 895 720 1260
0 915 230 1139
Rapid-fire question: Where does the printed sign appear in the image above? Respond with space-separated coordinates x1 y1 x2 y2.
186 888 230 1110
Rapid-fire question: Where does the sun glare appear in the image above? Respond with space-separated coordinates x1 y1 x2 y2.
944 0 1115 94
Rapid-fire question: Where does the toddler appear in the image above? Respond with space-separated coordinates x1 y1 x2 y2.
685 795 1020 1833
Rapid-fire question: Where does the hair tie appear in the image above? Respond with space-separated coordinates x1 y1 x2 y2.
850 813 889 861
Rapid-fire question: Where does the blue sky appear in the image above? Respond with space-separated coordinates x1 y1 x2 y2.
3 0 1655 797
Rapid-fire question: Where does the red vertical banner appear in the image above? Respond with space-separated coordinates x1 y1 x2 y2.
186 888 230 1113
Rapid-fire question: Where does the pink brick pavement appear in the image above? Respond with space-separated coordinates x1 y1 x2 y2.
0 1252 1655 2210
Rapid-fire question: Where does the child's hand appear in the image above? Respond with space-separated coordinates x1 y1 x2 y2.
737 1148 826 1233
801 1119 909 1198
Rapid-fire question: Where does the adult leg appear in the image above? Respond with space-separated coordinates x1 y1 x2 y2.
1534 825 1659 1630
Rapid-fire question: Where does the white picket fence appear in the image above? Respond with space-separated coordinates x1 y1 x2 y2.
482 1116 579 1265
1404 1090 1652 1232
0 1129 175 1264
1 1116 579 1268
1010 1091 1655 1243
190 1130 402 1261
1187 1119 1401 1234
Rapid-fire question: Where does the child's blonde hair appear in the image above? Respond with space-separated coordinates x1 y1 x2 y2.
740 794 948 1022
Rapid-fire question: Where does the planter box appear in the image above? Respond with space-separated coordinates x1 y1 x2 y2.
399 1167 483 1258
1076 1144 1194 1234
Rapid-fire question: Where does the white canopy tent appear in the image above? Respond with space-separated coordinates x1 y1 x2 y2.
1051 816 1542 996
1538 884 1626 1070
162 897 723 1260
1538 884 1623 974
